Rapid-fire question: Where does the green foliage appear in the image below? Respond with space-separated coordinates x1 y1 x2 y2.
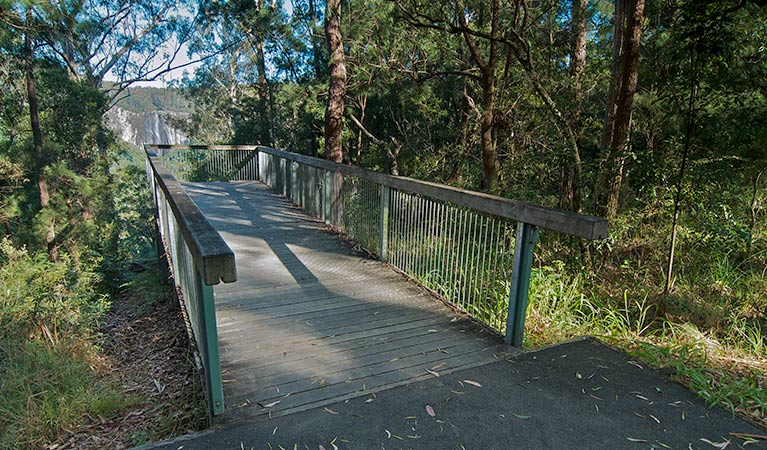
0 239 132 450
0 238 109 342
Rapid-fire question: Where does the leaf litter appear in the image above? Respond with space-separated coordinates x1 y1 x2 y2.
47 282 207 450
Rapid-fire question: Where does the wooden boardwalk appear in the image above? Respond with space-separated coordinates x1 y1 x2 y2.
182 181 508 424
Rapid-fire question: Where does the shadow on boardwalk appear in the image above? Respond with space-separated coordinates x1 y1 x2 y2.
183 181 506 423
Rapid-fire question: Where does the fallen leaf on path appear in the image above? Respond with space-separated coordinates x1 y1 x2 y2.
263 400 280 408
425 368 440 377
700 438 730 449
426 405 435 417
463 380 482 388
626 437 647 443
323 407 339 415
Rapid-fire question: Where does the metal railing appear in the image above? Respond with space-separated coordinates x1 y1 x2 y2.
144 145 237 417
150 144 607 346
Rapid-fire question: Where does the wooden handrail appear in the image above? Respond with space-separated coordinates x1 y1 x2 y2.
144 145 237 285
256 146 608 240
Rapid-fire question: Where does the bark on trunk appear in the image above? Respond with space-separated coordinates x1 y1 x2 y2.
570 0 588 122
479 74 498 192
324 0 346 163
255 42 273 146
459 0 499 193
25 10 57 261
596 0 644 219
562 0 588 211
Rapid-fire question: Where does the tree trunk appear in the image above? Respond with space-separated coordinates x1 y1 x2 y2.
665 51 698 294
250 0 274 146
458 0 499 193
563 0 588 211
24 9 57 261
255 39 273 146
571 0 587 123
479 73 498 192
324 0 346 163
596 0 644 219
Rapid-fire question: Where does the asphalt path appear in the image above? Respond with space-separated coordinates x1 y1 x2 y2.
138 337 766 450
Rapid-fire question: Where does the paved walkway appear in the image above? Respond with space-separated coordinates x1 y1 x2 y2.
142 338 765 450
181 181 506 424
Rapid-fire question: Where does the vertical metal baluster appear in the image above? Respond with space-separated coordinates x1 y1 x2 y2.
405 193 413 274
470 214 483 316
454 208 466 309
421 197 430 281
370 181 375 249
439 202 448 292
415 196 424 279
498 221 511 306
421 197 433 285
426 200 438 289
400 193 407 272
482 216 495 329
466 212 478 310
391 190 399 268
454 209 465 309
434 201 444 289
446 206 458 304
393 189 399 267
474 215 485 318
462 210 473 310
465 212 478 311
414 194 422 277
370 181 376 250
408 193 416 274
477 215 489 317
401 193 408 272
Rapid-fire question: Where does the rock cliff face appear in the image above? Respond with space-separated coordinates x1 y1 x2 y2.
106 107 187 148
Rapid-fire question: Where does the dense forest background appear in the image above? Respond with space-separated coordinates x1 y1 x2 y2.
174 0 767 350
1 0 766 447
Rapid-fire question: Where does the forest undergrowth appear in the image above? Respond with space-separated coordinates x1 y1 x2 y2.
0 149 206 450
525 213 767 429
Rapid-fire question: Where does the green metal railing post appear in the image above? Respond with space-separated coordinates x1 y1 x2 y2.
195 270 225 416
505 222 540 347
379 186 390 260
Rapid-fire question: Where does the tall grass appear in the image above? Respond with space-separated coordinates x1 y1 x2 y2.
0 239 133 449
525 259 766 425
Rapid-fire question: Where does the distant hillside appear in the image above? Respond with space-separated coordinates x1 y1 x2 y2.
114 86 190 114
